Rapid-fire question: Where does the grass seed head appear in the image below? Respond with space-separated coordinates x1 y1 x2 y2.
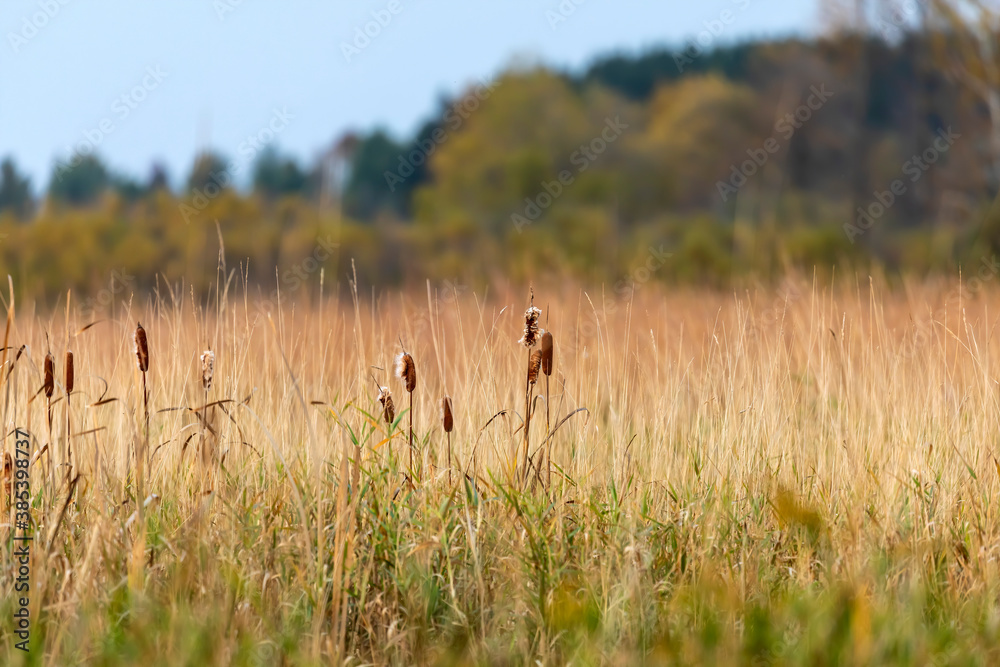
65 350 74 394
441 396 454 433
134 322 149 372
528 350 542 385
541 331 553 376
395 352 416 393
378 386 396 424
44 352 55 398
201 350 215 391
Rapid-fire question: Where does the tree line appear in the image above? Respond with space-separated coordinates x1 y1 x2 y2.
3 5 1000 297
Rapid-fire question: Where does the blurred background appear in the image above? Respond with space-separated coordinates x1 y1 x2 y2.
2 0 999 299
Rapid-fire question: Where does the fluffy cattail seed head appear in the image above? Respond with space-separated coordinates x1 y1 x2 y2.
65 350 74 394
528 350 542 385
134 322 149 372
43 352 55 398
441 396 454 433
519 306 542 348
201 350 215 391
540 331 553 376
395 352 416 393
378 386 395 425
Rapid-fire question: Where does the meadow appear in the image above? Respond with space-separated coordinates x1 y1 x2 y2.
3 270 1000 665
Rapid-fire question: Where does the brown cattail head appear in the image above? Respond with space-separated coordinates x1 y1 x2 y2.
395 352 416 393
65 350 74 394
540 331 553 376
441 396 454 433
519 306 542 348
43 352 55 398
3 452 12 502
528 350 542 385
134 322 149 372
200 350 215 391
378 386 396 425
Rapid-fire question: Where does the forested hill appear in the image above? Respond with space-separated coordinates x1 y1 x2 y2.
2 29 998 294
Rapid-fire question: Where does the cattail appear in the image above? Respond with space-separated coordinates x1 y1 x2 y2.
518 295 542 482
65 349 75 467
519 306 542 348
441 396 454 433
134 321 149 526
134 322 149 372
540 330 554 489
442 395 454 484
44 352 55 398
2 452 11 509
395 350 417 480
201 350 215 391
540 331 553 376
65 350 74 394
528 350 542 385
378 386 396 425
395 352 416 393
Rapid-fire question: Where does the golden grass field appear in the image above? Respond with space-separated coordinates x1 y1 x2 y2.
3 271 1000 665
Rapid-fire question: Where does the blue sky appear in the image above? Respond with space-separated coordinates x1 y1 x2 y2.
1 0 817 189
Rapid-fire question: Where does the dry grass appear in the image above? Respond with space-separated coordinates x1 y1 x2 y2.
2 274 1000 664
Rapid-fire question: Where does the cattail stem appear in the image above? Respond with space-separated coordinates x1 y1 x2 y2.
545 374 551 488
201 387 208 489
139 369 147 510
65 392 71 471
65 350 74 473
441 396 454 486
408 392 414 482
541 330 553 490
522 351 531 482
395 351 417 484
